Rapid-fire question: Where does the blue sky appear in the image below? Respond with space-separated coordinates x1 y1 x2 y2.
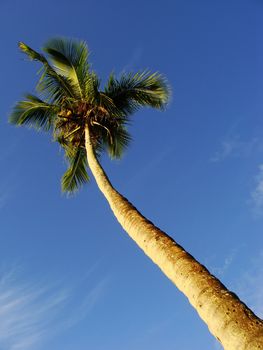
0 0 263 349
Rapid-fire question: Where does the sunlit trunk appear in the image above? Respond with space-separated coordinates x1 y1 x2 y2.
85 125 263 350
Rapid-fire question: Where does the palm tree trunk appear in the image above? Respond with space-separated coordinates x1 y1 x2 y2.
85 125 263 350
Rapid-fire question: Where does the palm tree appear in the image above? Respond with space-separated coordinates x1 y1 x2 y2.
9 38 263 350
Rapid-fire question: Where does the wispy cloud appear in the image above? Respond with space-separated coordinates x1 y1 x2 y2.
210 248 263 318
0 192 8 209
0 142 21 210
0 166 17 210
122 47 143 71
235 250 263 318
0 266 109 350
210 249 237 277
60 276 109 330
250 164 263 217
211 137 261 162
0 141 19 163
126 145 175 188
0 185 14 210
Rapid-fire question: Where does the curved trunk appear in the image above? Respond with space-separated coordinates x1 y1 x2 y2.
85 125 263 350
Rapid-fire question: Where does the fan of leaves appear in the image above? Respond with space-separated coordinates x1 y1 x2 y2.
9 38 170 192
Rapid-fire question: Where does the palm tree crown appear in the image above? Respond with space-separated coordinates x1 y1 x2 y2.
10 38 170 192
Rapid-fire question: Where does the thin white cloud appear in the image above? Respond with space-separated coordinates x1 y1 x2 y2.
211 249 263 318
126 145 175 188
0 266 109 350
211 249 237 277
211 137 261 162
0 177 18 210
0 139 25 210
0 182 15 210
250 164 263 217
235 250 263 318
211 139 237 162
0 269 68 350
60 276 109 330
0 141 19 163
0 193 8 209
122 47 143 71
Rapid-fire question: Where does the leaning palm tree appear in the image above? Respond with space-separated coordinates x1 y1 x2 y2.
9 38 263 349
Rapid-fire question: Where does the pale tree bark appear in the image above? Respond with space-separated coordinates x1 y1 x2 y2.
85 125 263 350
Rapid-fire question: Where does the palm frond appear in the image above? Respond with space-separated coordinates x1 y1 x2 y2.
43 38 90 99
104 71 170 116
37 71 75 104
19 42 77 102
92 118 131 159
9 94 58 131
105 125 131 159
98 92 124 118
19 42 48 64
61 146 90 193
83 72 101 103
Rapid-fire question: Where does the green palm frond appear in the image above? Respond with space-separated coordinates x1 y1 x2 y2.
19 42 48 64
104 71 170 116
19 42 77 102
43 38 90 99
83 72 101 103
105 125 131 159
37 71 74 104
9 94 57 131
61 146 90 193
98 92 123 118
91 115 131 159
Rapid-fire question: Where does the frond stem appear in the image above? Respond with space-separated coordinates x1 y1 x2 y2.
64 126 82 139
91 121 113 145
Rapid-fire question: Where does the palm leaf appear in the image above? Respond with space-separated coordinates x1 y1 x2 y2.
19 42 77 101
98 92 123 118
61 146 90 193
43 38 90 99
93 117 131 158
37 71 74 104
106 125 131 159
9 94 57 131
83 72 101 103
19 42 48 64
104 71 170 116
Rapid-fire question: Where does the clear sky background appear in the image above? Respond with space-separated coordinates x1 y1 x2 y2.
0 0 263 349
